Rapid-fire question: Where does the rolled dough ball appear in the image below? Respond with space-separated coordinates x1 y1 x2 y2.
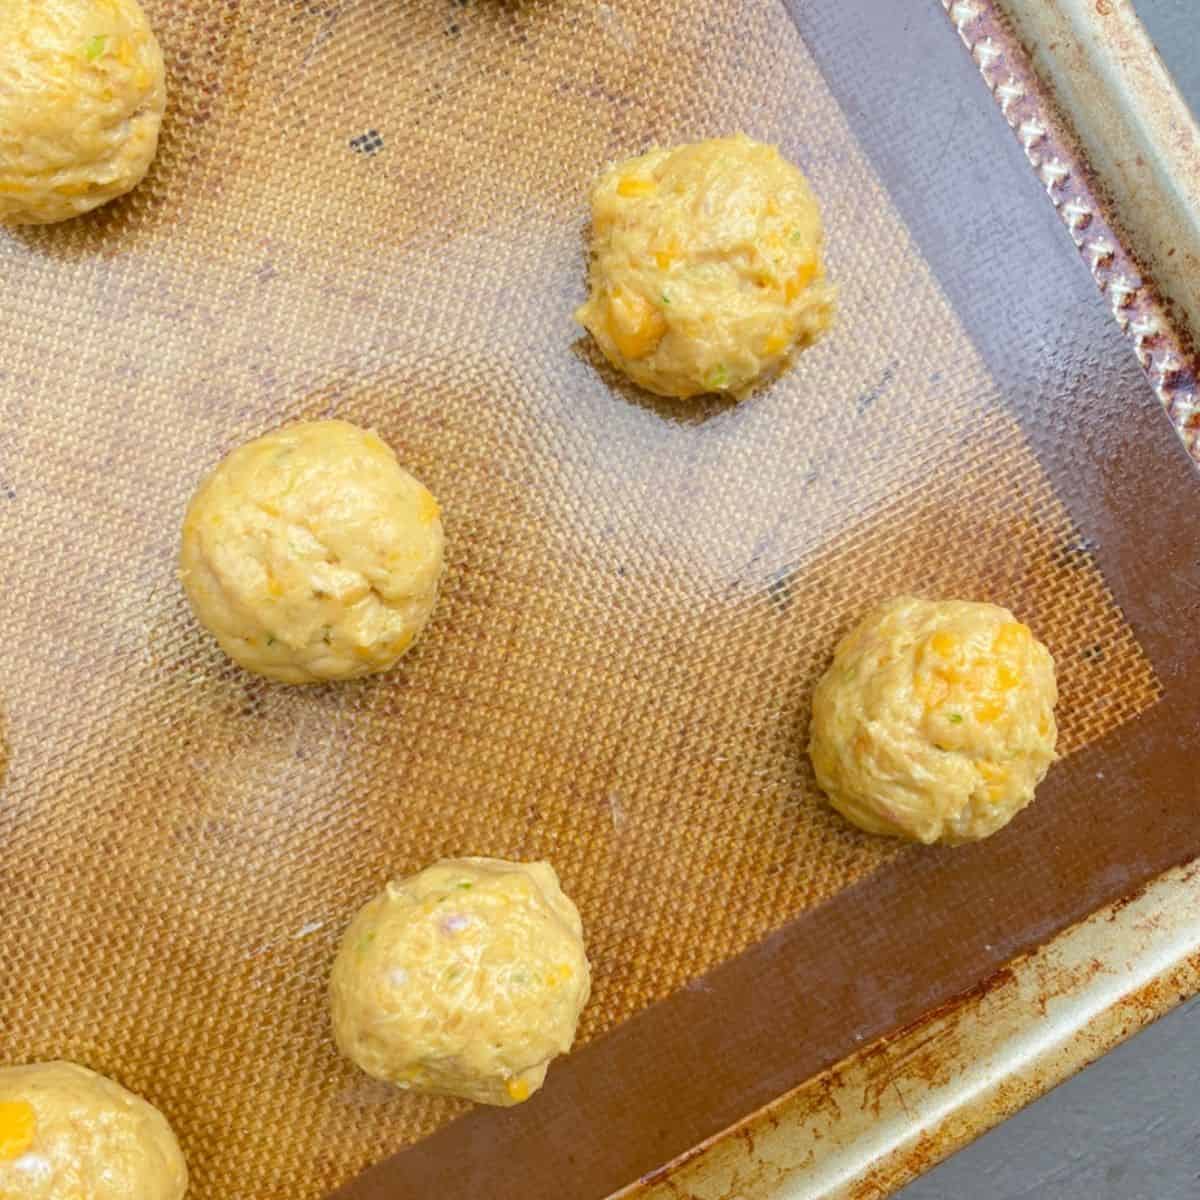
575 134 834 399
180 419 445 685
329 858 591 1106
0 0 166 225
809 596 1058 845
0 1061 187 1200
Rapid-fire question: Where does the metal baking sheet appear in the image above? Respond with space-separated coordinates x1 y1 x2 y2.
0 1 1197 1198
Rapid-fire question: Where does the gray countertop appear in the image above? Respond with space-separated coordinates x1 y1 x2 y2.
898 3 1200 1197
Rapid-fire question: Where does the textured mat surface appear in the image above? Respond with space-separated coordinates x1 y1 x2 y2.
0 2 1191 1199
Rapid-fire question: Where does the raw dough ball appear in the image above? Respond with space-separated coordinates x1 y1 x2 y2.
575 134 834 399
180 419 445 685
0 1061 187 1200
0 0 166 225
329 858 591 1106
809 596 1058 845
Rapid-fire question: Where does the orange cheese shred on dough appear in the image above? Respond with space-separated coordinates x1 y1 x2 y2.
0 1099 36 1161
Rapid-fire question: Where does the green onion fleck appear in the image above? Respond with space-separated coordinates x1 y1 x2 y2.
948 712 964 724
706 364 729 391
661 292 671 305
266 634 276 647
85 35 107 60
791 229 804 243
457 882 472 890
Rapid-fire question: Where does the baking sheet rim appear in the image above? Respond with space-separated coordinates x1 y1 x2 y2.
629 855 1200 1200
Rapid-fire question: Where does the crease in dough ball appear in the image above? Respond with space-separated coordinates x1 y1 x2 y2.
809 596 1059 845
180 419 445 685
0 0 167 225
0 1061 188 1200
329 857 591 1106
575 133 835 399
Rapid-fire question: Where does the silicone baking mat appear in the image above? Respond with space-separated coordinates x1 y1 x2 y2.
1 1 1197 1198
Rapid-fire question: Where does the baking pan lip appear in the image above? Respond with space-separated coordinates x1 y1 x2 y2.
956 0 1200 463
628 855 1200 1200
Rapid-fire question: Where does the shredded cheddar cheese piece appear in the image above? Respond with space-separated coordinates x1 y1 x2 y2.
0 1100 36 1161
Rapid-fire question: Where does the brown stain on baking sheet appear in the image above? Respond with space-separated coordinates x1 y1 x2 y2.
626 865 1200 1200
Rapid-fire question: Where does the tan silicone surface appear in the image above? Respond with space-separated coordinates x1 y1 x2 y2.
0 2 1160 1197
